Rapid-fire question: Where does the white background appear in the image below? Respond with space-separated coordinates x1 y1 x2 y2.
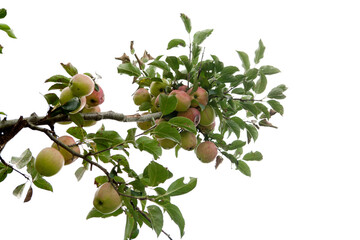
1 0 360 239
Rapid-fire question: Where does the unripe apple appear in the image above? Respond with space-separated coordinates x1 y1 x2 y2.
180 131 197 151
93 182 123 214
69 73 95 97
81 105 101 127
169 90 192 112
51 135 80 165
199 105 216 126
136 112 153 130
86 84 105 107
133 88 151 106
59 87 87 114
195 141 218 163
157 138 177 149
198 121 216 134
35 147 65 177
177 108 201 126
187 87 209 107
150 81 167 97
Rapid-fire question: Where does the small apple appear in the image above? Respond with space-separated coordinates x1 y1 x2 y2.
51 135 80 165
93 182 123 214
150 81 167 97
169 90 192 112
35 147 65 177
157 138 177 149
198 121 216 134
177 108 201 126
59 87 87 114
199 105 216 126
86 84 105 107
133 88 151 106
187 87 209 107
195 141 218 163
180 131 197 151
69 73 95 97
81 105 101 127
136 112 153 130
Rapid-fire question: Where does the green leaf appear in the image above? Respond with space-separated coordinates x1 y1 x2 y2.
0 8 7 19
245 123 258 142
75 166 87 181
221 151 238 164
163 203 185 237
243 151 263 161
267 100 284 115
239 101 260 118
11 149 33 169
221 66 239 75
139 101 152 111
66 126 87 141
168 116 197 134
259 65 281 75
117 63 142 77
86 207 123 220
166 177 197 197
60 62 78 76
179 55 192 72
135 136 162 160
236 51 250 71
245 68 259 81
267 84 287 99
237 160 251 176
180 13 192 33
125 128 137 145
149 60 171 72
167 39 186 50
0 23 16 38
227 140 246 150
13 183 26 198
225 119 241 138
143 161 172 187
62 97 81 112
45 74 70 84
193 29 213 45
254 102 270 119
33 176 53 192
159 94 177 115
0 167 8 182
43 93 59 106
254 39 266 64
231 116 246 129
124 214 135 240
166 56 180 71
152 122 181 143
0 44 3 54
254 73 267 94
147 205 164 236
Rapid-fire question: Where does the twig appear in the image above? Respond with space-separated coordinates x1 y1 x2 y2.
0 155 31 181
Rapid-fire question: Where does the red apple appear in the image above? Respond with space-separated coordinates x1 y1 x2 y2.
195 141 218 163
177 108 201 126
198 121 216 134
169 90 192 112
180 131 197 151
86 84 105 107
187 87 208 107
51 135 80 165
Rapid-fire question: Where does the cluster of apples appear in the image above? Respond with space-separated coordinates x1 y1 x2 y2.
133 81 218 163
59 73 104 127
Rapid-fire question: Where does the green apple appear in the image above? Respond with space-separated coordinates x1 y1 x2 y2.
187 87 209 107
51 135 80 165
169 90 192 112
195 141 218 163
133 88 151 106
157 138 177 149
198 121 216 134
150 81 167 97
199 105 216 126
180 131 197 151
59 87 86 114
86 84 105 107
136 112 153 130
81 105 101 127
93 182 123 214
69 73 95 97
35 147 65 176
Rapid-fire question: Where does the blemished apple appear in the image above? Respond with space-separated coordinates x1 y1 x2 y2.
93 182 123 214
199 105 216 126
150 81 167 97
180 131 197 151
169 90 192 112
177 107 201 126
198 121 216 134
157 138 177 149
59 87 87 114
51 135 80 165
86 84 105 107
195 141 218 163
35 147 65 177
81 105 101 127
69 73 95 97
133 88 151 106
187 87 208 107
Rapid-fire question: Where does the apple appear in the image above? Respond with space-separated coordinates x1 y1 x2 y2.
86 84 105 107
198 121 216 134
157 138 177 149
150 81 167 97
69 73 95 97
195 141 218 163
177 108 201 126
136 112 153 130
93 182 123 214
169 90 192 112
35 147 65 177
59 87 87 114
81 105 101 127
51 135 80 165
180 131 197 151
199 105 216 126
178 85 188 91
187 87 209 107
133 88 151 106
